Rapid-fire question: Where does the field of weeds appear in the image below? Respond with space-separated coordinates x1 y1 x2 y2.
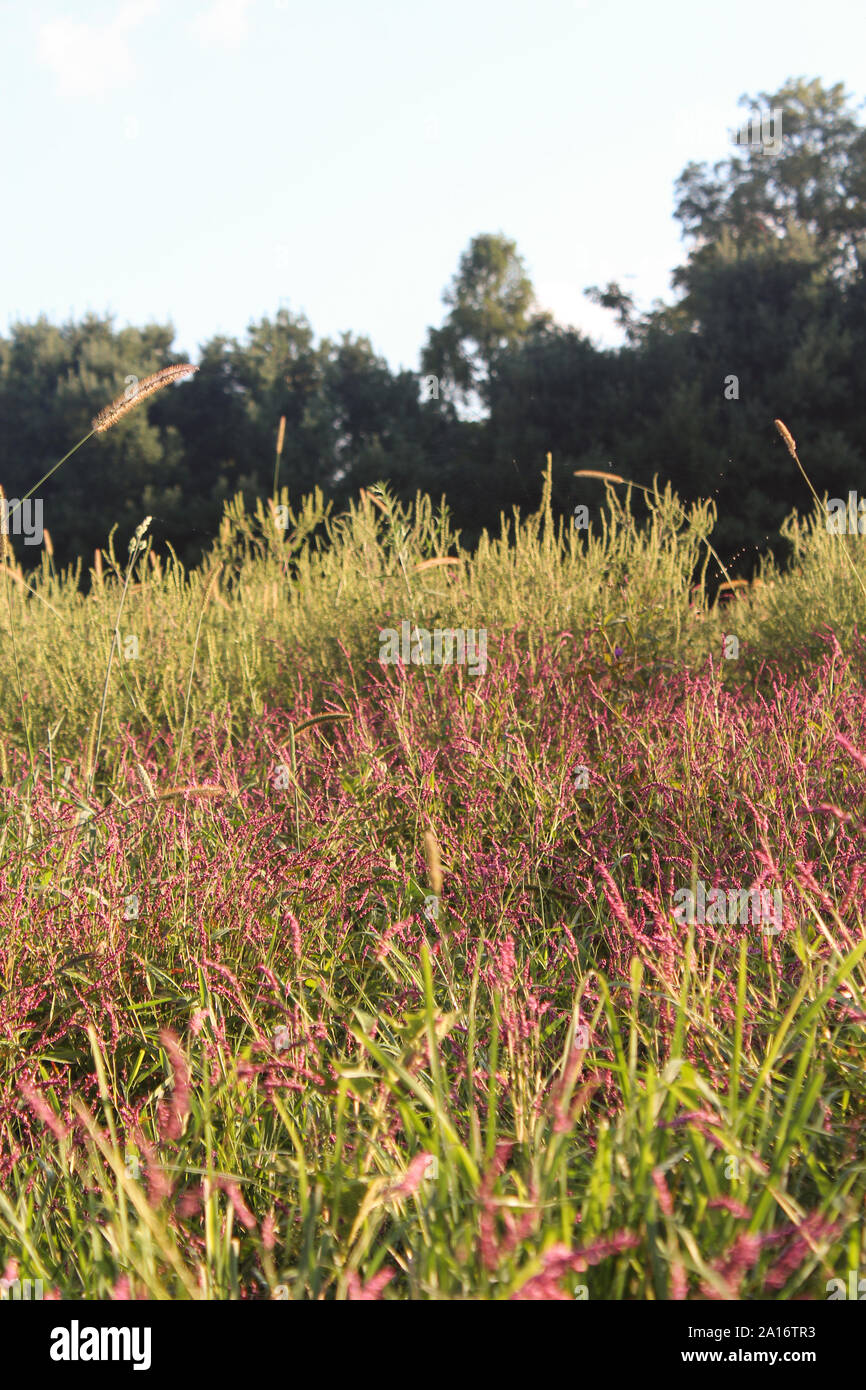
1 458 865 1300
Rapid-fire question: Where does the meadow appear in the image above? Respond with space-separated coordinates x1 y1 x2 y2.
1 441 865 1300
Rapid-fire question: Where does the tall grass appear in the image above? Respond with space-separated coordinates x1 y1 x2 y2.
1 622 865 1297
1 460 864 784
1 441 865 1299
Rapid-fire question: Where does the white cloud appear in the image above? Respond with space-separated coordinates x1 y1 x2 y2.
37 1 161 99
189 0 255 48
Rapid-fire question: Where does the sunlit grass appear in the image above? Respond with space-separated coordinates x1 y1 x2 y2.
1 451 865 1298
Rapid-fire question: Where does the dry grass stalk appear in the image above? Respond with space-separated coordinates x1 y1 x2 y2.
92 364 198 434
573 469 627 484
0 484 8 563
412 557 463 572
157 785 228 801
423 827 443 897
359 488 389 516
775 416 866 606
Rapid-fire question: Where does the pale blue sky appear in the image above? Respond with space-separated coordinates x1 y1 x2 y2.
1 0 863 373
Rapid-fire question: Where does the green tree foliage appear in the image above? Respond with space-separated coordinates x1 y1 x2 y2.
420 233 552 413
0 314 187 570
583 77 866 573
673 78 866 282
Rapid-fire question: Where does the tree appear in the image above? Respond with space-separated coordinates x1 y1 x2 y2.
580 78 866 576
672 78 866 284
584 281 642 343
420 233 551 414
483 320 626 519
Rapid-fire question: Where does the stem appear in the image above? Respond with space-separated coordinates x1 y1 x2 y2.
88 531 145 800
172 565 223 786
4 431 95 528
1 542 34 770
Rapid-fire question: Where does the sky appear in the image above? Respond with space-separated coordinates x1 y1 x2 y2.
1 0 864 376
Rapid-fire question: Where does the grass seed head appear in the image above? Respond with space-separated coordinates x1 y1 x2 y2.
92 364 198 434
774 418 797 458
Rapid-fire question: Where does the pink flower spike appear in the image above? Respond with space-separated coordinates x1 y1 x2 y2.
388 1152 435 1200
19 1081 70 1142
834 731 866 771
346 1267 395 1300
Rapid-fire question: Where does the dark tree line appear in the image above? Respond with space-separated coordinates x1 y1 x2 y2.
2 77 864 581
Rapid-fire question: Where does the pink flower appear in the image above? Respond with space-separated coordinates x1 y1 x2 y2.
511 1232 639 1299
19 1081 70 1142
497 934 517 987
285 912 302 958
387 1152 435 1201
157 1030 190 1142
132 1128 173 1206
651 1168 674 1217
262 1210 277 1252
346 1267 395 1300
218 1179 256 1231
509 1229 640 1299
175 1187 203 1220
834 731 866 771
707 1197 752 1220
670 1261 688 1300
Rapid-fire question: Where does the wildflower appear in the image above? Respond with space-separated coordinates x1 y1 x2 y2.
670 1261 688 1300
19 1080 70 1142
262 1211 277 1251
220 1179 257 1231
651 1168 674 1217
511 1232 639 1299
157 1030 190 1142
707 1197 752 1221
386 1152 435 1201
285 911 302 958
346 1267 395 1300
